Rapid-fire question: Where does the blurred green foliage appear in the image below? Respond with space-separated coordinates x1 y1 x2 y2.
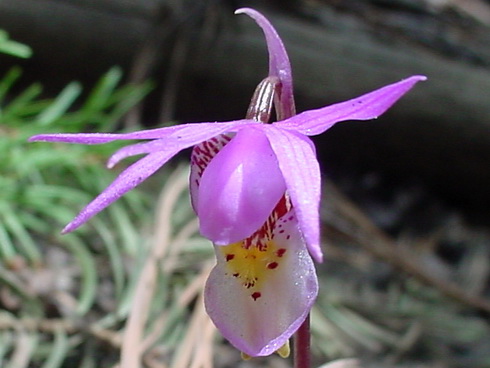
0 30 32 58
0 65 160 366
0 66 153 265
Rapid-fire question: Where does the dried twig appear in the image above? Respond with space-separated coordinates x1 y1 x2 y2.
172 285 215 368
120 167 190 368
0 312 121 348
317 359 362 368
322 180 490 315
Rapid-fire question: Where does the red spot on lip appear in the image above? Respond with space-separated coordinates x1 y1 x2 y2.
225 254 235 261
276 248 287 257
251 292 261 300
267 262 278 269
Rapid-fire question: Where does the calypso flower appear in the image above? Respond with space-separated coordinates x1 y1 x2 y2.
29 8 425 358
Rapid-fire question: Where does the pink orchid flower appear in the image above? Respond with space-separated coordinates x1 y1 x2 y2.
30 8 425 357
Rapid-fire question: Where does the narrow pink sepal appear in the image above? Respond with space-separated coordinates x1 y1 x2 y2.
277 75 427 136
29 120 253 145
198 127 286 245
106 120 252 168
61 152 173 233
235 8 295 118
263 126 323 262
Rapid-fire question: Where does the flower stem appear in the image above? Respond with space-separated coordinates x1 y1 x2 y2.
293 314 311 368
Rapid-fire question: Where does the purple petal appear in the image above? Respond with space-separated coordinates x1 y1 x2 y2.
205 209 318 356
61 152 173 233
107 140 173 168
276 75 426 136
263 126 323 262
29 120 252 145
236 8 295 119
198 127 286 245
106 120 250 168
